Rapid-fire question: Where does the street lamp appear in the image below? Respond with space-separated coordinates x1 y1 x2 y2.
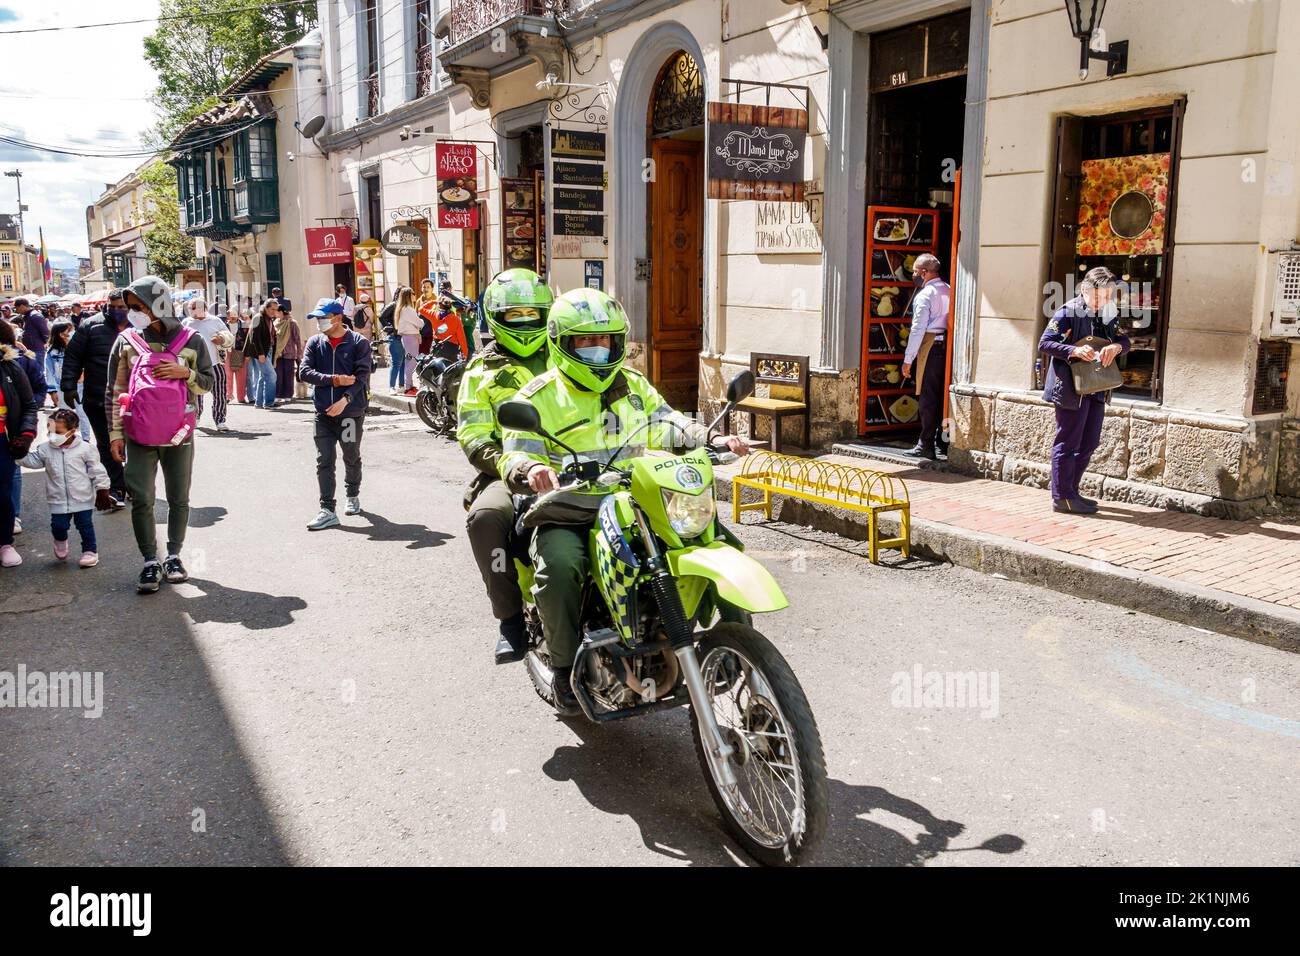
1063 0 1128 80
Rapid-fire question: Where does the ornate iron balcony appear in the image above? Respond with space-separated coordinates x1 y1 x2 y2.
448 0 561 47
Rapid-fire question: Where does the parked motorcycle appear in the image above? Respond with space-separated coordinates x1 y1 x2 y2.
414 336 465 435
496 370 827 866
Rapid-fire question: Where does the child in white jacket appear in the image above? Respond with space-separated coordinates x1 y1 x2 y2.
19 408 112 567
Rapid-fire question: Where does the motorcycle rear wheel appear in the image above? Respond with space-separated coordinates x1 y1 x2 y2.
690 623 827 866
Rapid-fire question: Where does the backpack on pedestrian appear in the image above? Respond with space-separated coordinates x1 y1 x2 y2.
118 328 197 446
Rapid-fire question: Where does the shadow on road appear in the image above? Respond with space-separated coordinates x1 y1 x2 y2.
175 578 308 630
0 588 292 866
335 511 454 550
197 427 273 441
543 718 1025 866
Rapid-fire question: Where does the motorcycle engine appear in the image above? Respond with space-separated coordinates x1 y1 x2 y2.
583 652 637 709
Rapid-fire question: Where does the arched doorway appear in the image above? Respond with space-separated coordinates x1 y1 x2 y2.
647 49 705 411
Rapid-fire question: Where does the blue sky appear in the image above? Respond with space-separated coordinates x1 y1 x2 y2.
0 1 159 262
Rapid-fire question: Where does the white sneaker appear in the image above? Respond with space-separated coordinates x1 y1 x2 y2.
0 544 20 568
216 421 229 432
12 517 20 535
307 508 340 531
344 496 361 516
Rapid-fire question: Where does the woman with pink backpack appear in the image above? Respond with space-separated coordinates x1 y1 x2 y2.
105 276 215 594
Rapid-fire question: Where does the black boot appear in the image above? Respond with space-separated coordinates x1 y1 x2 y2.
551 665 582 717
906 443 937 461
494 613 528 665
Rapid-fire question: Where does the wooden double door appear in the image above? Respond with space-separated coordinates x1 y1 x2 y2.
649 137 703 411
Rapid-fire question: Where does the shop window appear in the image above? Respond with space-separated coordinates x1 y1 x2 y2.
1046 104 1185 401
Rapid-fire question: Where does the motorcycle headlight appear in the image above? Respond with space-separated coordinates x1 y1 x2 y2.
663 488 715 538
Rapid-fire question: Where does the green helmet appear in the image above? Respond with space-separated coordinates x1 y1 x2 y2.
482 269 553 357
547 288 629 393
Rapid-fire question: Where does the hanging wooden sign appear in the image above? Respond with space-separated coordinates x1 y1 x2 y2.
551 129 606 160
707 101 809 202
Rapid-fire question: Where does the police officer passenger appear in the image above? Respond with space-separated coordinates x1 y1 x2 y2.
1038 266 1129 514
456 269 554 663
498 289 750 714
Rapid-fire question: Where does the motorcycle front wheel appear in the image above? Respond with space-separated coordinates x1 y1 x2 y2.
690 623 827 866
415 389 440 431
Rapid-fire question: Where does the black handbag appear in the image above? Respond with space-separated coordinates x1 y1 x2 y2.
1069 335 1123 396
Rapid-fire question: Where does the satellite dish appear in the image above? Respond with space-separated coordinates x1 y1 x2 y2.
299 114 326 139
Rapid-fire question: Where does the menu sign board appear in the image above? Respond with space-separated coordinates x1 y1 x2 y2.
550 129 606 161
553 161 605 188
436 142 479 229
500 177 539 272
553 187 604 213
706 101 809 202
553 212 605 238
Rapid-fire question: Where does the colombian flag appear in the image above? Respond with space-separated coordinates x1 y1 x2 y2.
38 228 51 292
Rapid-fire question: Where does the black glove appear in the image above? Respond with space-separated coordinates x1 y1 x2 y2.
95 489 114 512
62 391 79 410
9 431 35 459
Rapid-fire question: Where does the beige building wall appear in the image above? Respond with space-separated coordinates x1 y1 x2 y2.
955 0 1300 510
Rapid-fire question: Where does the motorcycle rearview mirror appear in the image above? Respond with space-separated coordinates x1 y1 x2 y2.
706 370 757 437
497 400 541 433
727 370 756 404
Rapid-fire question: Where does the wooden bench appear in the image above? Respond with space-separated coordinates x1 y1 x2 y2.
736 352 810 453
732 451 911 563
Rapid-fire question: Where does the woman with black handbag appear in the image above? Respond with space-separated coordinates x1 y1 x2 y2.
1038 266 1129 514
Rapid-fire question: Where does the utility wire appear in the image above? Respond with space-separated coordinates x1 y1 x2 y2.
0 0 316 35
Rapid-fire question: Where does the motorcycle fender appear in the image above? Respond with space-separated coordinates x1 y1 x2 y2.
667 541 788 614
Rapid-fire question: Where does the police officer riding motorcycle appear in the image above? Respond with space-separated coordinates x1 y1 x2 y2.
499 289 750 709
456 269 554 663
496 288 828 865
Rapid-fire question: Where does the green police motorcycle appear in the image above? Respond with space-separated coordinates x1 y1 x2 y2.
497 371 827 866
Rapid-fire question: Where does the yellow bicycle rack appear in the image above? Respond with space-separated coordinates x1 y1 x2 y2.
731 451 911 564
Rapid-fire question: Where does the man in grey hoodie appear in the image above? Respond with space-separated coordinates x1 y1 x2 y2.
106 276 214 593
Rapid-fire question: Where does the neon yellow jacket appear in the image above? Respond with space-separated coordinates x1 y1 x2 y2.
456 341 549 478
499 366 709 493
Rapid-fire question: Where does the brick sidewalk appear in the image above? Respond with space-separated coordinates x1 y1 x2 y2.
813 454 1300 611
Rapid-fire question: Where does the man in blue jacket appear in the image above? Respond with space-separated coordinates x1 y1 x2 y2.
297 298 371 530
1038 267 1129 514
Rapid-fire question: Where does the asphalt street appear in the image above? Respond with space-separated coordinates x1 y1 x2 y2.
1 402 1298 866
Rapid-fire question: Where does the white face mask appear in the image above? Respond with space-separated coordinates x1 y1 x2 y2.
317 318 334 333
48 430 71 447
127 309 150 329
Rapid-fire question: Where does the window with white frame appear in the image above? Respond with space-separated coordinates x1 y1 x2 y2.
2 274 12 291
0 252 10 269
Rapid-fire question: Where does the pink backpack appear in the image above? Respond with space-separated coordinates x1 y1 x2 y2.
119 328 197 446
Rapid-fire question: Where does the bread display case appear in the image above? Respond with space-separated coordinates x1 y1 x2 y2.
859 205 940 434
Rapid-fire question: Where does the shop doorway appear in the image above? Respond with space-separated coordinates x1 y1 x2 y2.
859 11 968 439
646 49 705 411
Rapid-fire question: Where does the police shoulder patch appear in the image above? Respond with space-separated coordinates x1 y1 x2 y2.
627 393 644 410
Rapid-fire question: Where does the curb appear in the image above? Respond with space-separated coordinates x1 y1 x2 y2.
369 391 416 415
715 473 1300 653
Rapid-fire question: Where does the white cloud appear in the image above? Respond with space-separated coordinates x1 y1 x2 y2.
0 1 160 256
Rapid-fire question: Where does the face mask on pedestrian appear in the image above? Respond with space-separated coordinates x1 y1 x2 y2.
126 304 150 328
317 317 335 333
109 305 128 324
47 426 72 447
575 345 611 364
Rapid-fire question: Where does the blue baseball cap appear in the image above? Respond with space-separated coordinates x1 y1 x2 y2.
308 298 345 319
